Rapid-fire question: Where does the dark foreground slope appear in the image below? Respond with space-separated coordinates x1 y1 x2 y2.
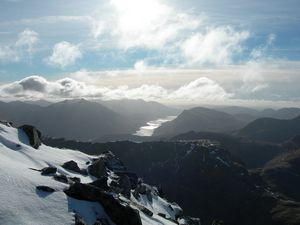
44 137 300 225
0 121 197 225
172 131 284 168
261 149 300 201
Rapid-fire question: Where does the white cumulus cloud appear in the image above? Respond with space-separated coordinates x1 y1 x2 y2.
0 29 39 63
181 26 249 65
170 77 233 100
47 41 82 68
0 75 231 103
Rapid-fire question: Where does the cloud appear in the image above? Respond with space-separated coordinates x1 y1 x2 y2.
239 34 277 96
0 76 96 98
0 1 253 69
107 0 201 49
181 27 249 65
15 29 39 61
169 77 233 100
0 46 19 63
0 75 231 102
46 41 82 68
0 29 38 63
15 29 38 49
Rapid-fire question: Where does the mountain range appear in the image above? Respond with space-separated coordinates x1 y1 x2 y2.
153 107 245 137
237 116 300 143
0 99 178 141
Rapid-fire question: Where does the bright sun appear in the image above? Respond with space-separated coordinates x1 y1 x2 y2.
110 0 170 31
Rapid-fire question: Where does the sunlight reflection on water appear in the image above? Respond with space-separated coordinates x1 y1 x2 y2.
133 116 177 136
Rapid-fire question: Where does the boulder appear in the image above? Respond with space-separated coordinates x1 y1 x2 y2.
36 185 55 193
62 160 86 175
158 213 166 218
138 206 153 217
41 166 57 176
64 182 142 225
64 182 101 202
19 125 42 149
88 158 106 178
53 174 68 183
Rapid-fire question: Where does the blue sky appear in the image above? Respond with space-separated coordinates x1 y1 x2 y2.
0 0 300 105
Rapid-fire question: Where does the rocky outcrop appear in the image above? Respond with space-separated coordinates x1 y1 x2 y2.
64 182 142 225
53 174 68 183
89 177 109 191
41 166 57 176
88 158 106 178
36 185 55 193
62 160 87 175
19 125 42 149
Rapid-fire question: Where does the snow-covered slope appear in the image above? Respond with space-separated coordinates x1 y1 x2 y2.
0 122 189 225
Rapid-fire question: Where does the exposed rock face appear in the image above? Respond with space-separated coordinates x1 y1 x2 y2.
36 185 55 193
53 174 68 183
88 158 106 178
19 125 42 149
41 166 57 176
64 182 142 225
118 174 131 198
69 177 81 183
75 214 87 225
62 160 87 175
0 120 13 127
89 177 109 191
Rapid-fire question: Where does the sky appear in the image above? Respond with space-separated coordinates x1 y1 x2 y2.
0 0 300 106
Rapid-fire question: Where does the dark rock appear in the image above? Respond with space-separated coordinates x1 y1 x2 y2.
53 174 68 183
64 182 142 225
139 206 153 217
69 177 81 183
157 185 164 198
94 218 110 225
19 125 42 149
211 219 225 225
89 177 109 191
64 182 101 202
36 185 55 193
62 160 86 175
137 183 147 195
146 190 152 202
88 158 106 178
158 213 166 218
116 172 138 189
118 175 131 198
41 166 57 176
0 120 13 127
75 214 87 225
133 188 140 199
